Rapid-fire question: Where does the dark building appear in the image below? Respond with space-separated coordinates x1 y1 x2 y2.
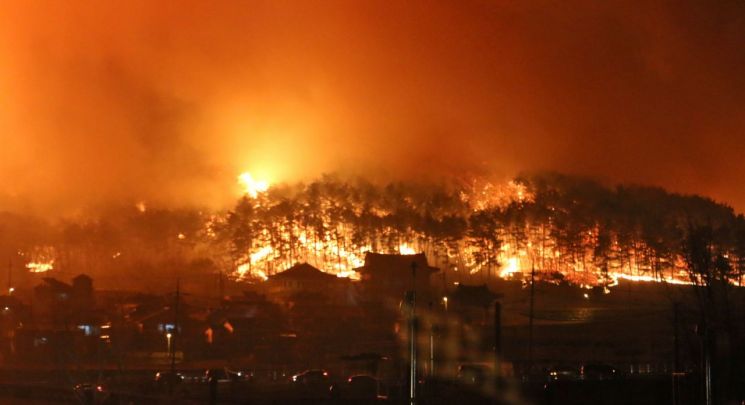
266 262 350 304
33 274 96 328
71 274 94 312
355 252 439 300
204 292 287 362
450 284 501 309
449 283 501 325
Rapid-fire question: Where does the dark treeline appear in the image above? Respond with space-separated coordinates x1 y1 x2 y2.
1 172 744 289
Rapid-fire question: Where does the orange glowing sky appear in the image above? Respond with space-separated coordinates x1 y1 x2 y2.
1 1 744 214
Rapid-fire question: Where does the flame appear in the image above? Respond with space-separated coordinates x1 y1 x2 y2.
25 246 56 273
236 262 268 281
235 246 273 280
26 261 54 273
608 272 693 286
398 244 416 255
250 246 273 264
336 270 361 280
238 172 269 198
499 257 521 278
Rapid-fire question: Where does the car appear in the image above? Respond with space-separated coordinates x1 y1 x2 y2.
206 367 250 382
155 371 185 386
457 364 490 385
291 369 330 384
580 364 617 380
291 369 332 399
345 375 379 399
206 368 228 382
547 366 579 381
73 383 108 404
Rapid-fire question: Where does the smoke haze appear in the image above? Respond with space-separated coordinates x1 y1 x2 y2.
1 1 744 214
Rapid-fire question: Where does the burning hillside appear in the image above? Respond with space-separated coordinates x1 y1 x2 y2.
4 172 743 291
213 172 745 288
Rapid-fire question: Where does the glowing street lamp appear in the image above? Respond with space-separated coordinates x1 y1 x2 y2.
442 296 448 312
166 332 172 353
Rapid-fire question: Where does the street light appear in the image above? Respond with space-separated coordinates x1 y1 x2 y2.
442 296 448 312
166 332 172 353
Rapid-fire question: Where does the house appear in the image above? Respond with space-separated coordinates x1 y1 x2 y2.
32 274 96 328
203 293 287 360
265 262 349 304
450 284 501 309
355 252 439 299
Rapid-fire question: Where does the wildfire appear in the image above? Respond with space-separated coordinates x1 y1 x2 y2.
26 261 54 273
25 246 56 273
249 246 273 264
499 257 521 278
398 244 416 255
608 272 693 286
236 262 268 281
238 172 269 198
336 270 361 280
219 175 712 289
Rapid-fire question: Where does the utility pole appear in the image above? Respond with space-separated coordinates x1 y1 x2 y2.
169 278 180 396
704 326 712 405
672 302 680 405
494 301 502 383
428 302 435 378
218 270 225 306
7 259 12 295
673 302 680 372
528 263 535 373
409 261 417 405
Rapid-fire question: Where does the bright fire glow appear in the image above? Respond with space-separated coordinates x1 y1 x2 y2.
25 246 56 273
608 272 693 286
26 260 54 273
398 244 416 255
250 246 273 264
238 172 269 198
336 270 361 280
499 257 521 278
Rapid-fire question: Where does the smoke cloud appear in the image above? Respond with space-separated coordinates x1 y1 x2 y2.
1 1 744 214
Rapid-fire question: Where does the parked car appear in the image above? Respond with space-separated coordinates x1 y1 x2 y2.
547 366 579 381
154 371 185 386
291 369 332 399
457 364 490 385
345 375 379 399
73 382 108 404
291 369 329 384
206 367 248 382
580 364 617 380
